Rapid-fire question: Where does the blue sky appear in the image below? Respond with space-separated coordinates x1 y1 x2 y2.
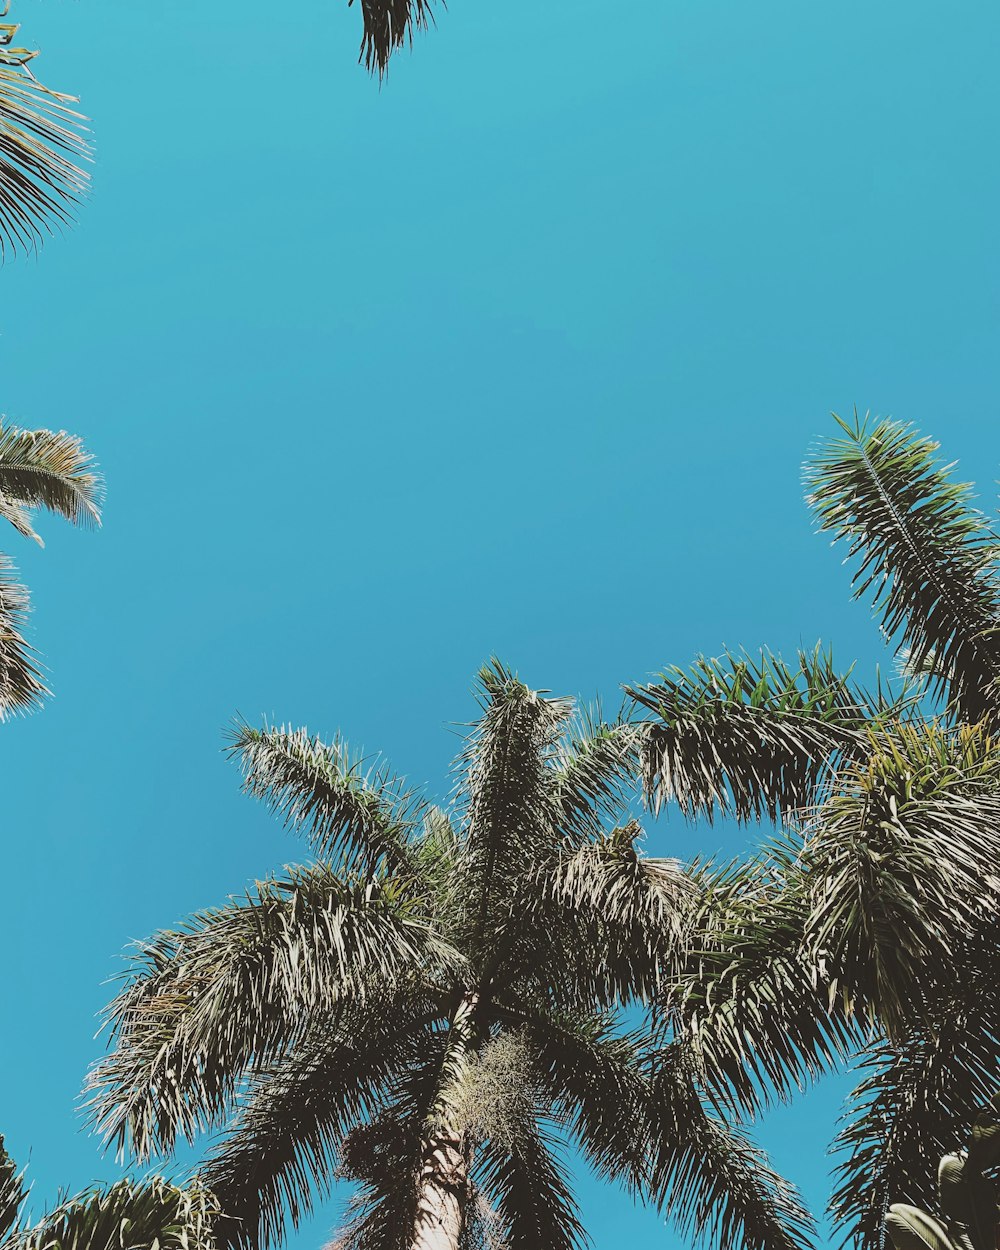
1 0 998 1245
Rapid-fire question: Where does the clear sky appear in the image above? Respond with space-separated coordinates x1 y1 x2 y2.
1 0 998 1246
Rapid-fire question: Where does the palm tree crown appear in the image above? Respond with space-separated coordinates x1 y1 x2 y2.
627 415 1000 1250
92 661 814 1250
0 419 101 716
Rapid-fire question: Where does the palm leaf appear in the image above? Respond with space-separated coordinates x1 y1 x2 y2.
646 1046 816 1250
0 424 101 534
0 1137 27 1242
9 1178 218 1250
0 16 89 258
629 646 889 825
351 0 440 78
0 555 46 718
474 1114 587 1250
203 992 448 1250
90 864 459 1160
805 413 1000 724
226 721 419 873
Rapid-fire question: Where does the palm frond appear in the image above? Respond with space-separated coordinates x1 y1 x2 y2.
528 824 694 1004
226 721 418 873
805 413 1000 723
10 1178 219 1250
203 992 447 1250
0 1137 27 1242
0 424 101 533
0 555 46 718
0 17 89 258
800 721 1000 1040
661 855 859 1119
629 646 889 825
830 906 1000 1250
474 1114 587 1250
646 1046 816 1250
461 659 571 955
352 0 439 78
90 864 459 1161
549 713 641 842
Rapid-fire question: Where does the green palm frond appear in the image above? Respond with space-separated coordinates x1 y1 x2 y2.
806 414 1000 724
0 15 89 258
629 646 889 825
461 659 571 954
0 424 101 536
550 713 641 842
351 0 439 78
0 1137 27 1242
646 1046 816 1250
226 721 419 872
203 993 447 1250
800 722 1000 1040
90 865 459 1160
530 824 694 1004
10 1178 219 1250
0 556 46 718
661 855 859 1119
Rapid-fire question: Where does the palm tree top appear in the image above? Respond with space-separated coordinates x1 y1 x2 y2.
91 660 814 1250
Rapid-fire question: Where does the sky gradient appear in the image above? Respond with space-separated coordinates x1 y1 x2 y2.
2 0 999 1245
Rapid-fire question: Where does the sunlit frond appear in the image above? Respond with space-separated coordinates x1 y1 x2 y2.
90 865 459 1160
0 423 101 533
805 413 1000 723
0 555 46 718
227 721 420 872
0 18 89 258
9 1178 219 1250
629 646 889 825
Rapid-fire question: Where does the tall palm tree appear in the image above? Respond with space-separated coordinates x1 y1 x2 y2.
91 662 814 1250
0 1135 218 1250
627 415 1000 1250
0 4 89 257
0 418 101 716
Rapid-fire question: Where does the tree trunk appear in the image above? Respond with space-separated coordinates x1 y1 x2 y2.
411 1128 468 1250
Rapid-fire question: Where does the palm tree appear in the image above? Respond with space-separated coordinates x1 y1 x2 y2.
0 5 89 257
627 415 1000 1250
0 418 101 716
91 661 814 1250
349 0 439 77
0 1135 218 1250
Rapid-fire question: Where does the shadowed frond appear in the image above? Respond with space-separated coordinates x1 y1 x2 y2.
462 660 571 954
805 414 1000 723
646 1046 816 1250
90 865 459 1161
830 907 1000 1250
0 16 89 258
661 855 859 1119
0 556 46 718
800 722 1000 1040
9 1178 219 1250
203 992 448 1250
0 423 101 535
226 721 419 872
629 646 890 825
474 1115 587 1250
0 1137 27 1242
352 0 440 78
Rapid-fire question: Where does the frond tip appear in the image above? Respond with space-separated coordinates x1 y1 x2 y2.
352 0 441 77
0 12 90 257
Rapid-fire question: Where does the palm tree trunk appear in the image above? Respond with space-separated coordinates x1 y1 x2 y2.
412 1128 468 1250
